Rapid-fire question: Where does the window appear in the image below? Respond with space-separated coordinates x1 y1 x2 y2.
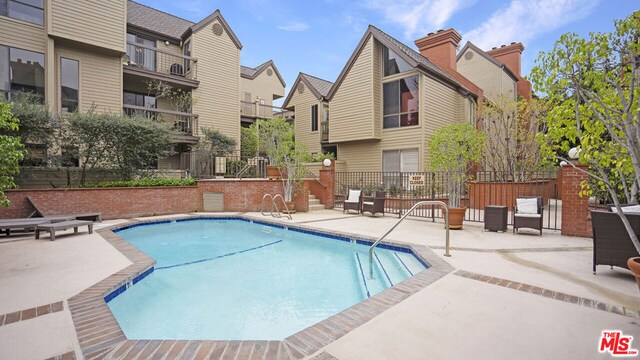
382 149 419 173
1 0 44 26
183 40 191 72
123 91 157 118
126 33 156 71
311 104 318 132
383 76 419 129
383 46 411 77
0 45 45 100
467 98 475 123
60 58 79 112
322 103 329 123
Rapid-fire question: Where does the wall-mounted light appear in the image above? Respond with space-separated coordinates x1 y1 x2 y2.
165 40 170 46
559 161 568 167
568 147 580 159
323 159 332 167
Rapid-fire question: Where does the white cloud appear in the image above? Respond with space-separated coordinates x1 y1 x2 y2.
277 22 310 31
463 0 599 50
364 0 477 39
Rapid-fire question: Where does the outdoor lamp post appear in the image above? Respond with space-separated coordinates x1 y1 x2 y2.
323 158 332 167
568 147 580 159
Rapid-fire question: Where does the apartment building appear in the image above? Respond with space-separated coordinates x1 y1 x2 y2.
239 60 288 127
282 72 334 155
0 0 286 170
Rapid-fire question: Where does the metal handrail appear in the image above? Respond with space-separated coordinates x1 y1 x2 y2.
272 194 293 220
261 194 277 218
368 200 450 278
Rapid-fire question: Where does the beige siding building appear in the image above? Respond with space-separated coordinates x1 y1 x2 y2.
240 60 287 127
323 26 477 172
282 73 333 155
1 0 285 171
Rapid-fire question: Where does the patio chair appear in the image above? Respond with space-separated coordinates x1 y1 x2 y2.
26 196 102 222
591 210 640 273
513 196 543 235
343 189 362 214
362 191 386 217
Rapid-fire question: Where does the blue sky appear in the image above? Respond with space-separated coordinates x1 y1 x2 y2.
138 0 637 104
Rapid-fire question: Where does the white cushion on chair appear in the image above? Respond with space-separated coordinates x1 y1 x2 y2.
362 201 374 206
514 213 541 218
346 190 361 203
517 198 538 214
611 205 640 214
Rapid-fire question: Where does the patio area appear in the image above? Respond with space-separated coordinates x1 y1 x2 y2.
0 210 637 359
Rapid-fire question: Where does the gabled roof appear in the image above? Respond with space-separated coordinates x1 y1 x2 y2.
327 25 477 100
127 1 193 41
189 10 242 49
127 2 242 49
456 41 519 82
241 60 286 87
282 72 334 108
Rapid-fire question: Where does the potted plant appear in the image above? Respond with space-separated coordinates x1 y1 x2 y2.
427 122 485 229
257 118 310 212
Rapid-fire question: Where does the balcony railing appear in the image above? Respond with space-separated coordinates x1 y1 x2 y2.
124 42 197 81
123 104 198 137
240 101 294 120
321 121 329 142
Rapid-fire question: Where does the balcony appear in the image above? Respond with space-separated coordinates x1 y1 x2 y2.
123 42 199 88
240 101 294 121
123 104 199 144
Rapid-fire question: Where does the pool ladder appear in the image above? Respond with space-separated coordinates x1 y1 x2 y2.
260 194 293 220
368 200 451 278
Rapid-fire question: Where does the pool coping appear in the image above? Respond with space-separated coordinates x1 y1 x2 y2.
69 215 454 359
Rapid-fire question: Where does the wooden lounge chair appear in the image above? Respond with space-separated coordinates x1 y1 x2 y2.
591 210 640 273
26 196 102 222
0 216 75 236
343 189 362 214
362 191 386 217
35 220 94 241
513 196 543 235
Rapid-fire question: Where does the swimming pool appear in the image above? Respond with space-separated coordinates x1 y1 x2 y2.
107 218 428 340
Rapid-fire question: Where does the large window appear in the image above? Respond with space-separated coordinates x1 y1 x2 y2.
183 39 191 73
383 76 419 129
0 45 45 99
126 33 156 71
383 46 411 77
0 0 44 26
311 104 318 132
60 58 79 112
123 91 157 119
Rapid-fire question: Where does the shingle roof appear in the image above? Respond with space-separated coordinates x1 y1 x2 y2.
240 60 286 87
300 73 333 98
127 1 193 40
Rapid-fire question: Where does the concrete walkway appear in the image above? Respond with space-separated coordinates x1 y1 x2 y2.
0 210 638 359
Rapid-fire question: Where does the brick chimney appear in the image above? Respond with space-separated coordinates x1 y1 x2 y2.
414 29 462 71
486 42 524 77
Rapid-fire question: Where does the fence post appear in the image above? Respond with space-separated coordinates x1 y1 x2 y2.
399 172 404 218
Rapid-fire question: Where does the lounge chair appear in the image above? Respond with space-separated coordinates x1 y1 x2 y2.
35 220 94 241
513 196 543 235
591 210 640 273
0 216 74 236
343 189 362 214
26 196 102 222
362 191 386 217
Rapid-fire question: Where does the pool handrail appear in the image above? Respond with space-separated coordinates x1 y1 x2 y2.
272 194 293 220
368 200 450 278
260 194 279 218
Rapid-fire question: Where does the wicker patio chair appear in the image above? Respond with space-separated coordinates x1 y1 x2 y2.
362 191 386 217
343 189 362 214
513 196 543 235
591 210 640 274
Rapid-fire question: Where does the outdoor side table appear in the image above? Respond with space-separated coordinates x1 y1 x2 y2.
485 205 508 232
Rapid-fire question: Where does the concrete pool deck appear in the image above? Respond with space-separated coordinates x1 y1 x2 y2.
0 210 638 359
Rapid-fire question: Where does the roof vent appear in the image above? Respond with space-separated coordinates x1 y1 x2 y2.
297 83 305 94
437 29 444 33
501 44 506 48
464 51 474 60
511 42 516 45
212 23 224 36
267 68 273 76
492 47 497 50
427 32 434 36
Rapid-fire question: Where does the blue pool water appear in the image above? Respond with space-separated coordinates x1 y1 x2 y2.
108 219 427 340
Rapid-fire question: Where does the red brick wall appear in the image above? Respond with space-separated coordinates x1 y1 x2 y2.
197 179 288 212
307 160 336 209
0 187 200 220
560 164 592 238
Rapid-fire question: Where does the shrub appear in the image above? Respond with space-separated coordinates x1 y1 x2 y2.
82 177 196 188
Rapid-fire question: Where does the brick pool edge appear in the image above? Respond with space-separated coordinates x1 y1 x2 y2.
69 215 454 360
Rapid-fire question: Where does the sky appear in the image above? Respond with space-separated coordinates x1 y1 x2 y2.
137 0 638 104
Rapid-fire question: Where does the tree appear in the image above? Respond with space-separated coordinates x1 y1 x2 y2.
0 101 25 206
481 95 547 181
199 128 237 156
67 110 176 183
7 92 54 165
427 122 485 208
530 10 640 252
241 126 258 157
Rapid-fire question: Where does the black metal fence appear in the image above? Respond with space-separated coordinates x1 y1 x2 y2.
180 152 269 179
334 170 561 230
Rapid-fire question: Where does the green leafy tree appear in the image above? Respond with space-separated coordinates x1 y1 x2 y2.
199 128 237 156
257 118 310 201
0 101 25 206
530 10 640 252
241 126 258 157
427 122 485 208
6 92 53 165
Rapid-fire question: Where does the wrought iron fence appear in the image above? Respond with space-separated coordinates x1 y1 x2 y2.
180 152 269 179
334 170 561 230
